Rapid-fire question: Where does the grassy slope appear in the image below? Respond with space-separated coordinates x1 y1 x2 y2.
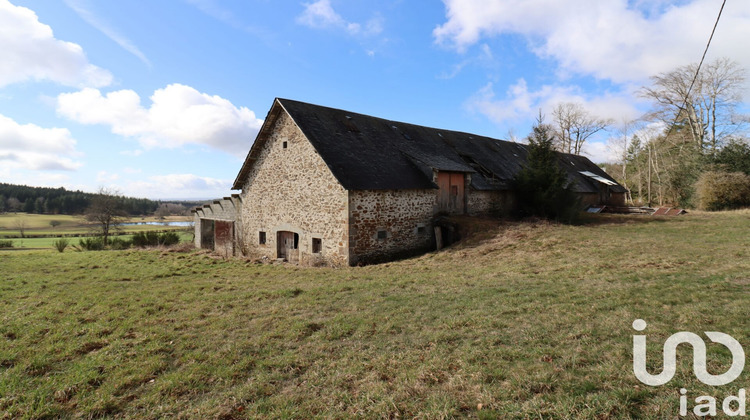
0 211 749 419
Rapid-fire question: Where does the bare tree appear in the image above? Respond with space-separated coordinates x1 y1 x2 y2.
85 187 127 245
13 218 28 238
640 57 746 154
551 102 613 155
154 203 187 219
6 197 22 212
154 204 171 219
608 119 640 204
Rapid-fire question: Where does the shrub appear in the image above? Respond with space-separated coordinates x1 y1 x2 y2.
158 232 180 246
79 237 105 251
109 237 132 250
132 231 181 247
132 232 158 247
53 238 69 253
0 239 13 248
695 171 750 211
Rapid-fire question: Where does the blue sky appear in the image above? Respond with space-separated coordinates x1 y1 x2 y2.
2 0 749 199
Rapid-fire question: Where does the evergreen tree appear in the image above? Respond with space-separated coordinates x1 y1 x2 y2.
714 139 750 175
23 199 34 213
513 113 580 223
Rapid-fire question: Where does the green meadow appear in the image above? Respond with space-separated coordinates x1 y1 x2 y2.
1 211 749 418
0 213 192 249
0 232 193 250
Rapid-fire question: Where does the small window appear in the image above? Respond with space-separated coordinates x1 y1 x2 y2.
259 231 266 244
312 238 322 253
377 230 387 240
293 233 299 249
282 141 288 149
417 226 425 234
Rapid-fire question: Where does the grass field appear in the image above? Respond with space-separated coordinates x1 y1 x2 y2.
0 213 191 238
1 211 749 418
0 231 194 249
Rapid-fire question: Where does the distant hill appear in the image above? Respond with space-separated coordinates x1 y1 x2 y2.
0 183 210 216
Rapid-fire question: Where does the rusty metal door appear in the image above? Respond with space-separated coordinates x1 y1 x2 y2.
214 220 234 257
437 172 465 214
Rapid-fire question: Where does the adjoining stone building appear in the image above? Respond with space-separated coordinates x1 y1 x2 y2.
194 98 626 265
193 195 241 258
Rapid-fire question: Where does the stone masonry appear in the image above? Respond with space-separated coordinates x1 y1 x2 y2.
238 111 349 265
348 189 436 265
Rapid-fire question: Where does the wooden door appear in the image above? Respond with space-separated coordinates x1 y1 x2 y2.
437 172 465 214
277 231 293 260
277 231 299 262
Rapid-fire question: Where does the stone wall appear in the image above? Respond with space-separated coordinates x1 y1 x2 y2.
238 110 349 266
466 189 514 216
348 189 437 265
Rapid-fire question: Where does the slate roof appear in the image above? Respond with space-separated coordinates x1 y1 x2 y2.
233 98 626 194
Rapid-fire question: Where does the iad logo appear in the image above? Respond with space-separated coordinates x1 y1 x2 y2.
632 319 745 386
632 319 748 416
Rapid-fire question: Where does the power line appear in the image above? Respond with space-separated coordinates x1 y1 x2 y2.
676 0 727 120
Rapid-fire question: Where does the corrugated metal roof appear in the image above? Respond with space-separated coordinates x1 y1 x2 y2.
579 171 619 186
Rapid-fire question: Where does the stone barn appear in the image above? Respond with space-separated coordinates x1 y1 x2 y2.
194 98 626 265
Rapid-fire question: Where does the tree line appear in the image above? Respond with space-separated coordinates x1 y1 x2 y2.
608 57 750 209
539 57 749 210
0 183 207 216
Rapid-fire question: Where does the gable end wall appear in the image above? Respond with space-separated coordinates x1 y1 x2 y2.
238 110 349 265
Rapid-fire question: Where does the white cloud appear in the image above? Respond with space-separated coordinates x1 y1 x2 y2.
466 79 641 126
124 174 230 199
0 0 112 88
581 140 619 164
0 168 75 189
297 0 382 36
64 0 151 67
0 113 83 171
434 0 750 84
96 170 120 183
56 83 264 157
